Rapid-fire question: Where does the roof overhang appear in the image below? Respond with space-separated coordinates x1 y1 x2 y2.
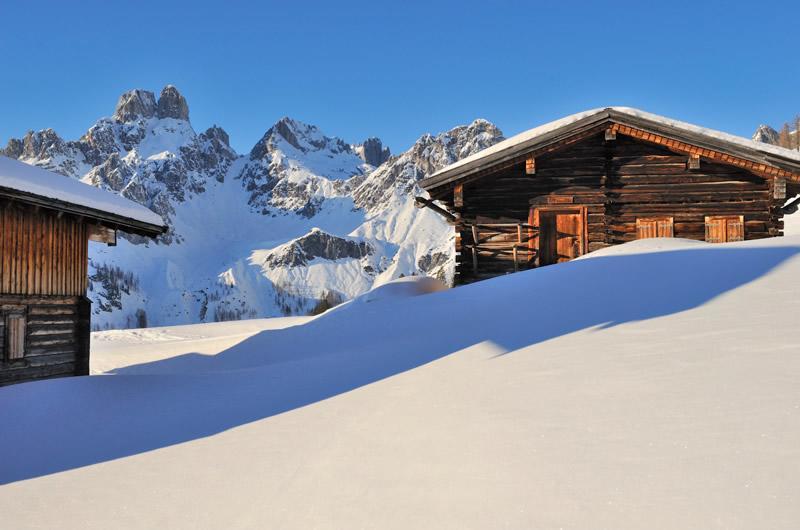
421 108 800 192
0 186 167 238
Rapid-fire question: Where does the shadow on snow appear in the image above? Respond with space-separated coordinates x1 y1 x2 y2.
1 244 797 484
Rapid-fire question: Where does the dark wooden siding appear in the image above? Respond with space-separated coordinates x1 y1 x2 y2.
0 203 89 296
604 135 777 244
446 132 783 284
0 295 90 385
0 203 92 385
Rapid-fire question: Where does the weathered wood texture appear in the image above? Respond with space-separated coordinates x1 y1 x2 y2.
445 132 783 284
0 295 88 385
0 203 89 296
0 203 92 385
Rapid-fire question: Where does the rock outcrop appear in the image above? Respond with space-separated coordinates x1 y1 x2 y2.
263 229 373 268
114 89 157 122
356 137 391 166
156 85 190 121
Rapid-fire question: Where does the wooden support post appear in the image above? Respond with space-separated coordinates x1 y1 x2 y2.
454 183 464 208
471 225 479 273
604 128 617 141
525 155 535 175
75 296 91 376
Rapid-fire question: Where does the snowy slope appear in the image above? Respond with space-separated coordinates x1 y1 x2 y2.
1 86 503 329
1 236 800 528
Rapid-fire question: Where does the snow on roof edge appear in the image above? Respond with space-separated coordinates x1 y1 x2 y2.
0 156 165 231
427 107 800 185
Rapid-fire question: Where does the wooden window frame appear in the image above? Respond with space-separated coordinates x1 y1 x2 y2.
705 215 745 243
636 217 674 239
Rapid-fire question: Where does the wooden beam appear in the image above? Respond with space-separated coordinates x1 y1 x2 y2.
87 223 117 246
688 153 701 170
413 197 459 223
454 183 464 207
525 155 536 175
604 128 617 141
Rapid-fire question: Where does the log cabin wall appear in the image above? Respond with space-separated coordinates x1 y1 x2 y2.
605 134 779 244
446 132 783 284
0 203 90 385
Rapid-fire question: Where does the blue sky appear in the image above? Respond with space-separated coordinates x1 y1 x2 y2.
0 0 797 154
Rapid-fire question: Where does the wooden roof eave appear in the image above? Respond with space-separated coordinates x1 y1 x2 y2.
420 111 615 191
605 109 800 179
0 186 167 238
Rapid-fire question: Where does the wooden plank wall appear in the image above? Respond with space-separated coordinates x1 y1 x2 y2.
0 203 89 296
605 135 777 244
0 295 83 385
447 132 783 284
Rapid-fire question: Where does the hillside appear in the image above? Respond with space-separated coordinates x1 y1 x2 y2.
1 86 502 329
1 235 799 528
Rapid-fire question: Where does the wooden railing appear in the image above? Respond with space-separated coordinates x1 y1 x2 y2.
462 223 538 273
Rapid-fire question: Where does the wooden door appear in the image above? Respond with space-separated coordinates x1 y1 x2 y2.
531 207 586 266
705 215 744 243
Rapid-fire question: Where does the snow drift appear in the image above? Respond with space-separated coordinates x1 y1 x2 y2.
2 236 800 529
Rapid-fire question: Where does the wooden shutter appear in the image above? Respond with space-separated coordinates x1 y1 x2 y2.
6 313 26 361
636 217 673 239
705 215 744 243
726 216 744 242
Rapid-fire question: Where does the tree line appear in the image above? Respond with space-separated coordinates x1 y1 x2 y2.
777 116 800 149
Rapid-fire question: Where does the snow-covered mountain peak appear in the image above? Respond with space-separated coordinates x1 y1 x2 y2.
353 118 504 214
753 124 780 145
238 117 372 215
1 84 510 328
250 117 354 159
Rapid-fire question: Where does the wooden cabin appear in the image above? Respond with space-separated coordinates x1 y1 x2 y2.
419 107 800 285
0 156 165 385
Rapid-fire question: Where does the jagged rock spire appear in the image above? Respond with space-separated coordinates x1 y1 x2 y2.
114 89 157 122
357 137 391 166
157 85 190 121
113 86 190 122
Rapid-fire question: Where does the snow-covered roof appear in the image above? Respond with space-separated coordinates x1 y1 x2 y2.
423 107 800 190
0 156 165 235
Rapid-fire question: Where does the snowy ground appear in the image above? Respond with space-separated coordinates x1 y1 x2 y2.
2 236 800 529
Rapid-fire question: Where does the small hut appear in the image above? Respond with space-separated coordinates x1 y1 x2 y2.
419 107 800 285
0 156 165 385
